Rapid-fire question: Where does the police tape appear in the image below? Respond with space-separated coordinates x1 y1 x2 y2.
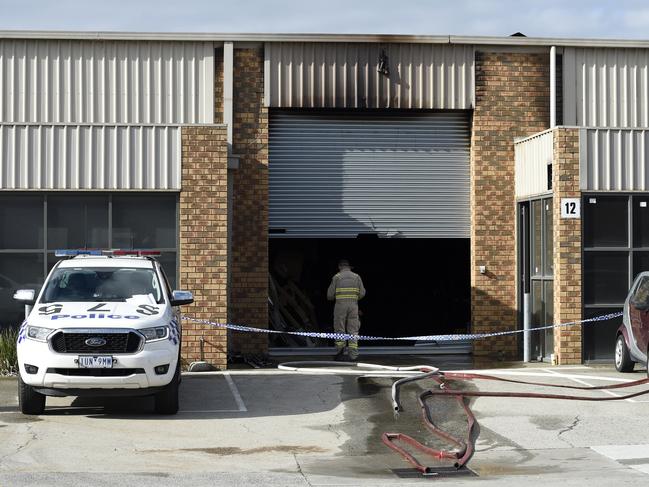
181 311 623 342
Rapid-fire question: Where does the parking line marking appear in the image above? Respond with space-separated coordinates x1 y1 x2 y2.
456 369 635 382
542 368 649 403
224 372 247 412
178 409 243 414
543 368 624 399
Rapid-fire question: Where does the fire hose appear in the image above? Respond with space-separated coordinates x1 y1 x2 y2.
278 361 649 476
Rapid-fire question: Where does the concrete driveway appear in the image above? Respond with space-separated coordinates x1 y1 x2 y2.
1 363 649 486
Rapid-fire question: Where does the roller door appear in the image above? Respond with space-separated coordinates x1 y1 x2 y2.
269 110 470 238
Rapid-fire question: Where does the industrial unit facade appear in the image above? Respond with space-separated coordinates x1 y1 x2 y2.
1 31 648 367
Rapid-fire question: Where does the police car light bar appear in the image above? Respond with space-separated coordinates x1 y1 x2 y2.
110 250 161 256
54 249 161 258
54 249 102 257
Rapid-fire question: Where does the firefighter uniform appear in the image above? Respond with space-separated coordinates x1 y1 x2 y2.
327 265 366 359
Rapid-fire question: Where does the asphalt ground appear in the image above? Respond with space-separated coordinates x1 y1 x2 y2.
1 361 649 486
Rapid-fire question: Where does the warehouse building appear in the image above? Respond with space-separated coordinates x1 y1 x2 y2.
0 31 647 367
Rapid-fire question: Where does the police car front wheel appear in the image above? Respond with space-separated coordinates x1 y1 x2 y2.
153 363 180 415
18 375 46 415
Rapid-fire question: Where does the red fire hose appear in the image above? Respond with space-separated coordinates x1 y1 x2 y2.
382 371 649 475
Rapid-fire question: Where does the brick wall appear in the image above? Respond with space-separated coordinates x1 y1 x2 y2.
471 51 550 358
552 127 582 364
229 47 270 355
179 125 229 369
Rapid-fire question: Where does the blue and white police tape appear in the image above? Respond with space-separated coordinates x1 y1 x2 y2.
181 311 623 343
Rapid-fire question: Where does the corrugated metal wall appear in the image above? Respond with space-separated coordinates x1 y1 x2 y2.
563 47 649 127
265 43 474 109
0 124 180 190
269 111 470 238
0 40 214 124
580 127 649 191
515 130 554 198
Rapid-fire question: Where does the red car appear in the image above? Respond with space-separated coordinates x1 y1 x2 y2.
616 272 649 374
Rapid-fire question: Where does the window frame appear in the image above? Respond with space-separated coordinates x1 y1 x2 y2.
581 193 649 362
582 194 646 312
0 192 179 325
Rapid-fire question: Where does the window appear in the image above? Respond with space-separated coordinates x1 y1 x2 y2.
0 253 45 328
48 195 109 249
583 196 628 247
633 196 649 248
112 195 176 249
583 307 622 362
583 194 648 361
0 193 178 328
532 200 543 276
543 201 554 276
584 252 629 305
634 251 649 279
41 267 164 304
0 195 43 249
631 276 649 308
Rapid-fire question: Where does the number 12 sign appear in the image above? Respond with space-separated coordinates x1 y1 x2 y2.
561 198 581 219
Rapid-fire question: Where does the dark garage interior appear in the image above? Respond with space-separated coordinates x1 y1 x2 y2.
269 237 470 348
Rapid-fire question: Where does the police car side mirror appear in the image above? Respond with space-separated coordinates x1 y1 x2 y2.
13 289 36 305
170 290 194 306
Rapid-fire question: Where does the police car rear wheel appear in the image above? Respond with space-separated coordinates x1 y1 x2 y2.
154 363 179 415
18 375 45 415
615 335 634 373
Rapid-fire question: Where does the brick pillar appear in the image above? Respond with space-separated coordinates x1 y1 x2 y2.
179 125 229 370
552 127 582 364
229 47 269 355
471 51 550 359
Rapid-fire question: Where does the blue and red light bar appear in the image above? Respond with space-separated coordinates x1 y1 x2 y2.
110 250 161 256
55 249 102 257
54 249 161 257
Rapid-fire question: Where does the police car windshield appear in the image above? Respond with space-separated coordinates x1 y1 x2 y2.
40 267 164 304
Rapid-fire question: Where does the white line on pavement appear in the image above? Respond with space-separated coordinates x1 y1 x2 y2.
224 372 247 412
456 369 636 383
542 368 649 403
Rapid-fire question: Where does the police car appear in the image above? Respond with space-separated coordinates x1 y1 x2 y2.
14 250 193 415
615 271 649 375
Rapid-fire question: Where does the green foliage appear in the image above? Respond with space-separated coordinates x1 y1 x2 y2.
0 328 18 375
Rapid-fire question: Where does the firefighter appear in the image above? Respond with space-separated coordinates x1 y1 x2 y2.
327 259 366 361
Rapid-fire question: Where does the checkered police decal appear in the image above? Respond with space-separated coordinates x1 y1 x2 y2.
169 318 180 345
17 321 27 344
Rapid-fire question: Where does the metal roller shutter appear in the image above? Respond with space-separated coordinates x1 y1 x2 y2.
269 110 470 238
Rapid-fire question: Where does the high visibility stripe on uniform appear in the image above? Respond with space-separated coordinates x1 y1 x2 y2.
335 287 360 299
348 342 359 348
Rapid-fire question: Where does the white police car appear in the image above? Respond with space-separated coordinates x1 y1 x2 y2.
14 250 193 415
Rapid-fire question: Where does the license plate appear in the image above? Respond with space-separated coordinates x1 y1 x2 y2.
78 356 113 368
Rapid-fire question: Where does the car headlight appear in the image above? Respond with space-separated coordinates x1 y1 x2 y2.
140 326 169 342
26 326 53 342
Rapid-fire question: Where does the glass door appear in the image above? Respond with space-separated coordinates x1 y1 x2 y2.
520 197 554 361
